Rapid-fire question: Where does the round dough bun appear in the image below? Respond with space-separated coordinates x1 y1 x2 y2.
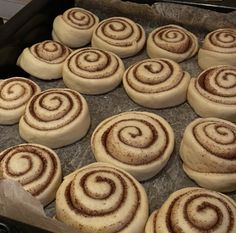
147 24 198 62
0 143 62 206
123 58 191 108
198 28 236 70
19 88 91 149
187 65 236 122
52 7 99 48
63 47 125 95
145 187 236 233
180 117 236 193
91 111 175 181
17 40 71 80
56 162 149 233
92 17 146 58
0 77 41 125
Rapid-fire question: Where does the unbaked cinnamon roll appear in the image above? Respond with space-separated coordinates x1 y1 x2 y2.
0 77 41 125
91 112 174 181
145 187 236 233
123 58 191 108
0 143 62 206
92 17 146 58
198 28 236 69
17 40 71 80
52 7 99 48
180 118 236 192
187 65 236 122
56 162 149 233
63 47 125 94
147 25 199 62
19 88 90 149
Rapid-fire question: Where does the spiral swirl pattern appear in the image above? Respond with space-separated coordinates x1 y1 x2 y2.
19 88 90 148
52 8 99 48
145 187 236 233
123 58 191 108
180 118 236 192
146 25 198 62
198 28 236 69
91 112 174 181
0 144 62 206
92 17 146 58
193 120 236 161
63 47 125 94
23 89 82 130
187 65 236 121
17 40 71 80
62 8 98 30
204 29 236 53
195 66 236 104
30 40 71 64
56 162 149 233
0 77 41 125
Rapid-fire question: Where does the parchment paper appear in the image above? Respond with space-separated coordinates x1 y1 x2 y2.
0 0 236 231
0 179 79 232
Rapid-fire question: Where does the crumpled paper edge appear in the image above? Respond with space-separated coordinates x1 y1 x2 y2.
76 0 235 31
0 179 79 233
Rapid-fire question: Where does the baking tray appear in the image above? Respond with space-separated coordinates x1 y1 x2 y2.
0 0 74 78
0 0 234 77
0 215 51 233
0 0 74 232
0 0 236 232
156 0 236 12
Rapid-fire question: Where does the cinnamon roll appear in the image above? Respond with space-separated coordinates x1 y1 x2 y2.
91 112 174 181
52 8 99 48
0 143 62 206
0 77 41 125
91 17 146 58
63 47 125 95
17 40 71 80
147 25 199 62
19 88 90 149
198 28 236 70
187 65 236 122
180 117 236 192
145 187 236 233
56 162 149 233
123 58 191 109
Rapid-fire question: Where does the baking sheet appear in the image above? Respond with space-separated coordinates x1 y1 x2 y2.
0 0 236 219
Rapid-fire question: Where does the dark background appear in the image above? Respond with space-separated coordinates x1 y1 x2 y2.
0 0 235 78
0 0 235 232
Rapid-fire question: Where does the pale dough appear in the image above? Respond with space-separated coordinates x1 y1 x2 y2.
92 17 146 58
145 187 236 233
0 143 62 206
147 24 199 62
0 77 41 125
56 162 149 233
91 111 175 181
180 117 236 192
63 47 125 94
198 28 236 70
123 58 191 108
187 65 236 122
19 88 91 149
17 40 71 80
52 7 99 48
